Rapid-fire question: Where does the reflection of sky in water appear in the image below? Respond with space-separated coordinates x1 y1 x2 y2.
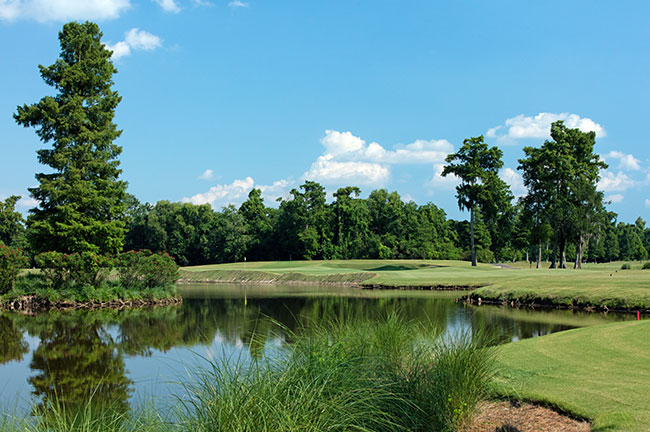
0 285 635 417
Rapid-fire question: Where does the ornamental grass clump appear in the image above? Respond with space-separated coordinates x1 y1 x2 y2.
177 313 496 432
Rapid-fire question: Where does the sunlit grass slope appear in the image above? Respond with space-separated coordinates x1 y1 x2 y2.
492 319 650 431
180 259 650 310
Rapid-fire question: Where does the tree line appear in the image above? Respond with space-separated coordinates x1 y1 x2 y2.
2 20 648 269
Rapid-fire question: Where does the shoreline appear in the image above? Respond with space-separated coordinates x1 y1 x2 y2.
463 292 649 315
0 295 183 314
178 275 482 291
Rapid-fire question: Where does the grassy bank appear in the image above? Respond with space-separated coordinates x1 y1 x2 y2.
0 274 180 312
180 259 650 311
1 314 495 432
492 319 650 431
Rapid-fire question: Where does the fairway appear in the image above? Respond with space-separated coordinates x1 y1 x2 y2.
492 319 650 431
180 259 650 311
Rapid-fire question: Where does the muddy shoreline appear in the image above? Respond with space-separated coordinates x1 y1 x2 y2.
0 295 183 314
463 293 649 315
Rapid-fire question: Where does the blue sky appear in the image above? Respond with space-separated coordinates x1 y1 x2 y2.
1 0 649 222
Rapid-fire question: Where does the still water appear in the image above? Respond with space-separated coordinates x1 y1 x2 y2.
0 284 634 415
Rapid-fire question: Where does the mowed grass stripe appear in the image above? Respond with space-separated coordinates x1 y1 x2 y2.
492 319 650 431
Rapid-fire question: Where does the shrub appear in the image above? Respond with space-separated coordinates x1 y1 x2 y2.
0 244 30 294
34 251 114 289
117 250 178 290
642 262 650 270
621 263 631 270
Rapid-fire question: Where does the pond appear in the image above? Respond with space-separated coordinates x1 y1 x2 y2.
0 284 634 417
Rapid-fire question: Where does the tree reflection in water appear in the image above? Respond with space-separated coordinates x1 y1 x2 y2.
0 287 632 425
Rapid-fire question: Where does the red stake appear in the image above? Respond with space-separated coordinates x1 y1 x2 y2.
638 311 641 321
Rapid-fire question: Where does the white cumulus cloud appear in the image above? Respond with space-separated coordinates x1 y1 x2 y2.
487 112 606 145
0 0 130 21
597 171 637 192
228 0 248 7
17 196 39 207
303 130 454 189
500 167 526 197
105 28 162 60
320 130 453 165
258 179 293 202
184 177 254 207
604 151 641 171
605 194 624 204
304 155 389 187
154 0 180 13
198 169 214 180
428 163 460 191
183 177 293 209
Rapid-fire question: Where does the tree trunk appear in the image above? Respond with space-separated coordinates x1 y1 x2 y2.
470 205 477 267
537 243 542 269
574 240 581 269
559 240 567 269
550 235 558 269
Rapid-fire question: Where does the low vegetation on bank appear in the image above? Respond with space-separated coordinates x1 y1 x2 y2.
492 319 650 431
1 314 496 432
0 249 180 310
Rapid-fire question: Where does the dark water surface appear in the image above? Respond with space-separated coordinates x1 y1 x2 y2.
0 284 634 415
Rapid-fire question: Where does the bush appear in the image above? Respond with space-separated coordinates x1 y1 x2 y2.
621 263 631 270
0 244 30 294
35 251 114 289
642 262 650 270
117 250 178 289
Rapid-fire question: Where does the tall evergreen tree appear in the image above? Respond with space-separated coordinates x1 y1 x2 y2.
14 22 127 254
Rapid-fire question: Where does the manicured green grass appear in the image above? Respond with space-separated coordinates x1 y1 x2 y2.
180 259 650 310
492 319 650 431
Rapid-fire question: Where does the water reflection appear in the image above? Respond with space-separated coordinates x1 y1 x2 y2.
27 313 132 418
0 284 635 420
0 315 28 365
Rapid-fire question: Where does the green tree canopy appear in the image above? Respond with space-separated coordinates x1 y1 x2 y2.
442 135 506 266
14 21 127 254
0 195 25 247
518 121 607 268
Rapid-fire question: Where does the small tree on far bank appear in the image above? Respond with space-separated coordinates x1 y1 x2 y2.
442 136 506 266
14 21 127 255
0 195 26 248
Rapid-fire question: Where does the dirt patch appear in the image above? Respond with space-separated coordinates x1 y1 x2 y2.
463 401 590 432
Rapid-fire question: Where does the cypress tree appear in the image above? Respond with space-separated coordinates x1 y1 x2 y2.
14 21 127 254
